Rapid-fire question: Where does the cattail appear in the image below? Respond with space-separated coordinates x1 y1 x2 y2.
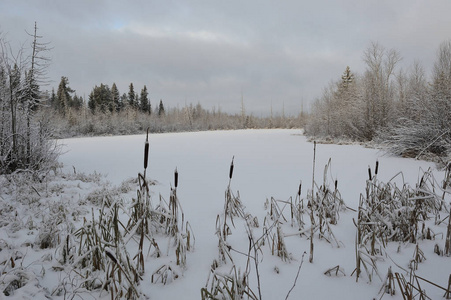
375 160 379 175
144 128 150 170
334 179 338 190
297 181 302 197
229 156 234 179
174 168 178 188
368 166 372 181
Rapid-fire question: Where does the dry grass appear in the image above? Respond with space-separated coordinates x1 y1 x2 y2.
354 161 450 288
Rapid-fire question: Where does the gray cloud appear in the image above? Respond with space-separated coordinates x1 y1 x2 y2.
2 0 451 115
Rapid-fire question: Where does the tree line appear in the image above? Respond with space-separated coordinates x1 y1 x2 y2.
45 76 304 138
306 41 451 161
44 88 303 138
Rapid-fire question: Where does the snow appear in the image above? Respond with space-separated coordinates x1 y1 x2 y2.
1 129 450 299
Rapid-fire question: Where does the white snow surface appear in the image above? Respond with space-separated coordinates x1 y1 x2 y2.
1 129 450 299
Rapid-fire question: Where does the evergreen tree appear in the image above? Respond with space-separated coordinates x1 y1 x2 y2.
71 94 83 110
88 84 112 113
335 66 362 138
140 85 150 113
56 76 74 115
158 99 165 116
111 83 120 112
50 88 56 108
341 66 354 89
23 70 39 111
128 83 135 108
120 93 128 109
87 91 96 112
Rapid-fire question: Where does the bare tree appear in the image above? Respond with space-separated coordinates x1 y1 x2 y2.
430 40 451 130
362 42 401 138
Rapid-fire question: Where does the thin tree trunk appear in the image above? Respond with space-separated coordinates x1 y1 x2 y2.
0 98 5 157
9 81 16 158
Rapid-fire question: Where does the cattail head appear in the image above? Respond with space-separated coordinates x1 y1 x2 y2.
229 156 234 179
375 160 379 175
144 128 150 170
368 166 372 181
297 181 302 197
174 167 178 188
334 179 338 190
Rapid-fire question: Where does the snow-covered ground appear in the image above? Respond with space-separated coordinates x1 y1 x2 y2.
1 129 450 299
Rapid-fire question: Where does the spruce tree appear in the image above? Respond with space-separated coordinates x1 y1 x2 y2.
120 93 128 109
72 94 83 110
111 83 120 112
128 83 135 108
50 88 56 108
140 85 150 113
341 66 354 89
87 89 96 112
88 84 112 113
158 99 165 116
56 76 74 115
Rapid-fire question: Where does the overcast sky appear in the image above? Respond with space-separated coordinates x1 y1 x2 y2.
1 1 451 115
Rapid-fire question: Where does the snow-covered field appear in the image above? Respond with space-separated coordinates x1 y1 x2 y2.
1 129 450 299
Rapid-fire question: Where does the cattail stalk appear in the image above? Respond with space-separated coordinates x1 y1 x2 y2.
310 141 316 263
445 206 451 255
